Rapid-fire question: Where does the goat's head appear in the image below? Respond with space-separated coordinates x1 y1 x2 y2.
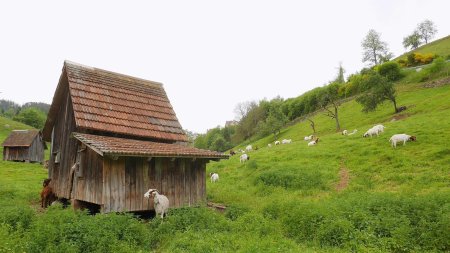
409 136 417 141
144 189 159 198
43 178 51 187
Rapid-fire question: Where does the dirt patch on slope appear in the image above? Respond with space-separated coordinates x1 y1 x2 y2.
423 77 450 88
391 114 409 122
336 168 350 192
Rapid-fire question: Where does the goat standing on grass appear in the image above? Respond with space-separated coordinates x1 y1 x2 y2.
210 172 219 183
389 134 416 148
144 189 169 219
240 154 249 163
41 179 56 208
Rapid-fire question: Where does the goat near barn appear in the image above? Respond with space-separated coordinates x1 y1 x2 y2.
41 178 57 208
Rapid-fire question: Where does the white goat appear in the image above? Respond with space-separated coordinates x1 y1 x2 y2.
240 153 249 163
373 124 385 133
282 139 292 144
210 172 219 183
144 189 169 219
347 129 358 136
389 134 416 148
304 135 314 141
308 138 319 146
245 145 253 152
274 141 281 145
363 124 385 137
342 130 348 135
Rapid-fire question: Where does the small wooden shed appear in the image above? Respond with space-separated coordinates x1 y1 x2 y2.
42 61 228 213
2 130 46 163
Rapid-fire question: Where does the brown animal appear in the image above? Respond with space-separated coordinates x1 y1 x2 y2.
230 150 236 156
41 179 56 208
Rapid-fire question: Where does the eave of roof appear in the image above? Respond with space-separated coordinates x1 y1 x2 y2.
73 133 229 159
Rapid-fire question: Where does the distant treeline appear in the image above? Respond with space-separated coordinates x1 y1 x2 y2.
0 99 50 129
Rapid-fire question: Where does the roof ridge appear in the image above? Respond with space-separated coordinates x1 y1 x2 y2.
64 60 164 89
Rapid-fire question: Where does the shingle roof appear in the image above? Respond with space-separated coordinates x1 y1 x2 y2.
44 61 188 142
73 133 229 159
2 130 39 147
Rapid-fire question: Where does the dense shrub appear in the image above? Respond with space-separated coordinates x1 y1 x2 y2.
404 52 436 67
225 205 250 221
0 206 35 231
428 56 446 74
377 61 403 81
273 192 450 251
25 206 152 252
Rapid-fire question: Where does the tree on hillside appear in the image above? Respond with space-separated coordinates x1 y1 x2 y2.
361 29 392 66
233 101 254 121
335 62 345 84
257 100 288 140
417 19 437 44
319 82 342 131
13 107 47 129
403 31 422 50
234 101 265 142
307 118 316 133
356 72 399 113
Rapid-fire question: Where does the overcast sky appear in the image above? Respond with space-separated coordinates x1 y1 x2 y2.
0 1 448 133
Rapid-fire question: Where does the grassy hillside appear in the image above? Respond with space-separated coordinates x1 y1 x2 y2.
0 35 448 253
0 76 449 252
395 35 450 61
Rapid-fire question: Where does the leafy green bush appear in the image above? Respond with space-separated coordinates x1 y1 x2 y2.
12 107 46 129
405 52 436 67
271 192 450 251
0 206 35 231
377 61 403 81
225 205 250 221
428 56 446 74
25 207 153 252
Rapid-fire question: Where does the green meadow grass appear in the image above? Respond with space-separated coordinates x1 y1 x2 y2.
0 77 449 252
395 35 450 61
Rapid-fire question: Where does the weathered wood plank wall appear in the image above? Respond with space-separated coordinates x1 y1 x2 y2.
72 148 103 204
48 71 78 199
101 157 207 213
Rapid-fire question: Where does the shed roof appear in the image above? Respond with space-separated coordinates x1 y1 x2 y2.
73 133 229 159
43 61 187 142
2 130 40 147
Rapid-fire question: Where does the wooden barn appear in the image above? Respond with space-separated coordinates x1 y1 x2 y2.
42 61 228 213
2 129 46 163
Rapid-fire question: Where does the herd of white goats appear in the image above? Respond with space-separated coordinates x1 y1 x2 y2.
137 124 416 220
234 124 416 164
